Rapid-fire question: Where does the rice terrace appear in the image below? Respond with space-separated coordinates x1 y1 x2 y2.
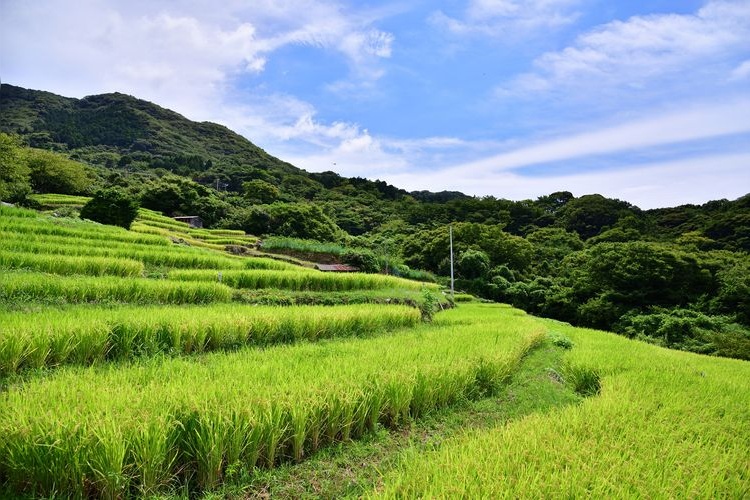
0 193 747 498
2 0 750 495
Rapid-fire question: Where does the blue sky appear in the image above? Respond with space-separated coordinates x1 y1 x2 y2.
2 0 749 208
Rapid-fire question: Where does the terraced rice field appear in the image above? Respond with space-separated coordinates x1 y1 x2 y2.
1 200 748 498
0 305 543 496
0 303 421 375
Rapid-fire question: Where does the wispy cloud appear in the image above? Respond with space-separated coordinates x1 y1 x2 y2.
430 0 583 37
730 60 750 81
439 98 750 174
497 0 750 97
384 151 750 209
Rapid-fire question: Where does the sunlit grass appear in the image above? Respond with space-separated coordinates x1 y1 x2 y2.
373 319 750 498
0 303 420 375
170 269 439 292
0 272 233 305
0 304 543 497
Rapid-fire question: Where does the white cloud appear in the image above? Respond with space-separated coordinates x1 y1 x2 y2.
0 0 395 119
285 131 411 178
431 0 582 37
440 98 750 174
384 152 750 209
730 60 750 81
499 0 750 96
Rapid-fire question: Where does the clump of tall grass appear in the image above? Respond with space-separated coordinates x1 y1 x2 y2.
169 269 437 292
0 251 144 277
262 237 349 256
0 304 420 375
0 204 39 218
0 272 232 305
0 304 544 497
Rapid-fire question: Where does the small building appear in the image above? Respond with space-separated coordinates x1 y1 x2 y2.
173 216 203 228
315 264 359 272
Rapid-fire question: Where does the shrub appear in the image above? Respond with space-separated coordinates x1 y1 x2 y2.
80 188 140 229
458 249 490 279
342 249 379 273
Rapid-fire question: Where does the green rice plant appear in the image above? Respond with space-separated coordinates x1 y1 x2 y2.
129 222 173 236
0 250 144 277
0 233 290 270
452 293 475 302
127 418 179 496
0 304 421 375
261 237 349 256
137 218 192 232
169 269 438 292
0 304 543 497
189 228 247 237
28 193 92 207
0 272 232 305
372 319 750 499
242 258 299 271
0 230 169 252
130 221 250 252
0 204 39 218
193 237 258 246
0 216 171 246
136 210 190 227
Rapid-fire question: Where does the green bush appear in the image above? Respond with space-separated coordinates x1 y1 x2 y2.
616 308 750 360
342 248 379 273
458 249 490 279
80 188 140 229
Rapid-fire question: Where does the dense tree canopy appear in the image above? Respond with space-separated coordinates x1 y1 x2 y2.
0 133 31 202
26 148 89 194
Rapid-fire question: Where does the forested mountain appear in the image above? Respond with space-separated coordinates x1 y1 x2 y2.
1 83 748 359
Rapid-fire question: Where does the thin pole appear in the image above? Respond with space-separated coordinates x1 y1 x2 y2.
449 225 454 301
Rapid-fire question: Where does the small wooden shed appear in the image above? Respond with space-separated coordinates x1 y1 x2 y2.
173 216 203 228
315 264 359 272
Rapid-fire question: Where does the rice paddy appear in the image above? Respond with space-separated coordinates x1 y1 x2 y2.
0 234 284 270
0 272 234 305
169 269 438 292
0 303 421 375
0 305 544 497
0 251 145 277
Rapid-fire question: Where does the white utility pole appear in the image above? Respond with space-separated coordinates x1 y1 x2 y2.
449 224 455 301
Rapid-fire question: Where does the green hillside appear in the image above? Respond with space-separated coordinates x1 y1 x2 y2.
0 84 298 176
1 84 749 360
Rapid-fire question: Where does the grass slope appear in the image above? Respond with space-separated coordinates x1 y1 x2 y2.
373 319 750 498
205 340 580 499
